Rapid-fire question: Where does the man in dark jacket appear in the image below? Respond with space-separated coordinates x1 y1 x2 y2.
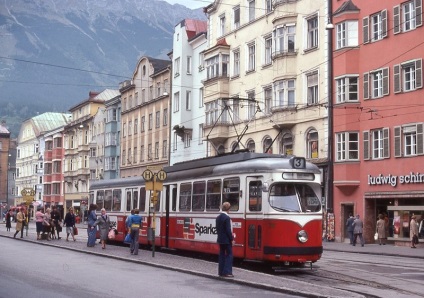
216 202 234 278
51 206 62 239
346 213 355 245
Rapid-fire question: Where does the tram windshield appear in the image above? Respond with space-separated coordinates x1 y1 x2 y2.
269 183 321 213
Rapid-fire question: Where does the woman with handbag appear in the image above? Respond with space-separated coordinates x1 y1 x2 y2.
92 208 111 249
42 208 52 241
87 204 98 247
64 207 76 241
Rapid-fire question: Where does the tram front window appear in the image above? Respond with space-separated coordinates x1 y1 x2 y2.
269 183 321 213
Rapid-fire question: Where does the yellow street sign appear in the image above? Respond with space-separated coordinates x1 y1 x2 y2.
145 181 154 191
154 181 163 191
142 169 154 181
156 170 167 181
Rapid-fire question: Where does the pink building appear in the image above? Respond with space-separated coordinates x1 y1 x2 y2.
331 0 423 245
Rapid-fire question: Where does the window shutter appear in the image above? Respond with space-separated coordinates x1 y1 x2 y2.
363 17 369 44
383 128 390 158
416 0 422 27
363 131 370 160
416 59 423 89
363 73 369 99
394 64 401 93
394 126 402 157
393 5 401 34
382 67 389 95
381 9 388 38
417 123 424 155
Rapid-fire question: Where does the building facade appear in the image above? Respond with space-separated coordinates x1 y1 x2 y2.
120 57 171 178
331 0 424 244
104 94 121 180
170 19 208 165
0 124 11 213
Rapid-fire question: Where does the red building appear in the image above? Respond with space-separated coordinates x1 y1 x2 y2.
331 0 423 245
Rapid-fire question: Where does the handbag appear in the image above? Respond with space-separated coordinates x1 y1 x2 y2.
108 229 116 240
413 234 419 245
123 233 132 244
43 220 50 227
374 232 378 240
73 226 78 235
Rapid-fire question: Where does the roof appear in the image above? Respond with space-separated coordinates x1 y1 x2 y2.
31 112 71 135
94 89 120 101
148 57 171 75
0 124 10 135
334 0 360 15
184 19 207 39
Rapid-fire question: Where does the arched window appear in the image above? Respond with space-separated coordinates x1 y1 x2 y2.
217 144 225 155
246 140 255 152
307 130 318 158
142 65 146 76
280 133 293 155
263 136 273 153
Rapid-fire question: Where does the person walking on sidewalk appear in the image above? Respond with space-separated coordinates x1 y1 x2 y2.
51 206 62 240
216 202 235 278
410 215 419 248
64 207 76 241
5 209 12 232
92 208 111 249
346 213 355 245
127 209 142 255
376 214 386 245
35 208 44 240
87 204 98 247
352 214 364 247
13 208 25 238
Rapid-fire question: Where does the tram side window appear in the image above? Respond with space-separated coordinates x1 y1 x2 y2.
112 189 121 211
133 190 138 210
104 190 112 211
297 185 321 212
223 178 240 211
206 180 221 211
155 191 161 211
139 187 146 212
96 190 104 210
126 191 132 212
249 181 262 211
192 181 206 211
179 183 192 211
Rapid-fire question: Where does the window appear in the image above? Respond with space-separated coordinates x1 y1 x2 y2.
367 129 389 159
122 123 126 137
156 82 161 98
133 147 137 163
205 100 227 126
179 183 192 211
192 181 206 211
247 91 256 118
186 56 192 74
394 59 423 93
363 11 387 43
149 86 153 101
122 149 126 165
206 55 219 79
307 130 318 159
336 76 359 103
265 0 272 13
141 116 145 132
199 124 204 145
219 14 226 36
186 91 191 110
223 178 240 211
363 68 389 99
281 133 293 155
221 54 229 77
156 111 160 128
306 72 318 105
155 142 159 159
184 131 191 148
199 88 204 108
273 79 296 108
134 118 138 134
263 136 272 153
394 124 424 157
164 79 169 94
306 16 318 49
174 57 180 76
163 108 168 126
247 42 256 72
140 145 144 162
273 25 296 55
148 144 152 160
394 0 422 33
206 180 221 211
163 140 167 158
336 21 358 49
336 132 359 161
264 86 272 114
233 6 240 29
148 114 153 130
233 50 240 77
264 35 272 65
248 0 255 22
174 92 180 112
141 89 146 103
128 121 132 136
247 140 255 152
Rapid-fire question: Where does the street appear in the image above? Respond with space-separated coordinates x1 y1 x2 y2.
0 238 299 298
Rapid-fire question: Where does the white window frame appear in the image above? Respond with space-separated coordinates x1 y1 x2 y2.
248 0 255 22
336 21 358 49
174 57 180 76
336 76 359 103
247 42 256 72
219 14 226 36
306 71 319 105
233 49 240 77
233 6 240 29
306 15 318 50
186 56 192 74
273 79 296 108
186 91 191 110
264 35 272 65
174 92 180 112
336 132 359 161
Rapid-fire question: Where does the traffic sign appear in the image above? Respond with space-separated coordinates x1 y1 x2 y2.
156 170 167 181
142 169 154 181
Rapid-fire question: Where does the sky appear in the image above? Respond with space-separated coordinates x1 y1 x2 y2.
164 0 213 9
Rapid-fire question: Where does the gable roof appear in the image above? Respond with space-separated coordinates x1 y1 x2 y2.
334 0 360 15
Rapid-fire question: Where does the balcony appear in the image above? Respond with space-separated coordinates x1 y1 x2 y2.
204 123 230 143
203 76 230 103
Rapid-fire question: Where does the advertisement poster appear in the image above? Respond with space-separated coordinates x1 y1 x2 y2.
393 216 400 235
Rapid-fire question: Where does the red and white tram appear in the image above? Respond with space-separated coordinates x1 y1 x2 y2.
90 152 323 265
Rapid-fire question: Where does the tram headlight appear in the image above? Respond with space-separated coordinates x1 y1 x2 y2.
297 230 308 243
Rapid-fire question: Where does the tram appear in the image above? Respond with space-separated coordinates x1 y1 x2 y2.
90 152 323 265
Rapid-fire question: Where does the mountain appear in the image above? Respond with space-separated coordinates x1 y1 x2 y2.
0 0 206 137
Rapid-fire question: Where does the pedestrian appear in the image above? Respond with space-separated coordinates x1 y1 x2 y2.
51 206 62 239
13 208 25 238
352 214 364 247
42 208 52 241
127 209 142 255
216 202 235 278
346 213 355 245
23 208 29 236
35 207 44 240
376 214 386 245
92 208 111 249
125 209 135 229
410 215 419 248
87 204 98 247
5 209 12 232
64 207 76 241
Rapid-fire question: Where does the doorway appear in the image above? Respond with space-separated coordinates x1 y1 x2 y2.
341 204 354 243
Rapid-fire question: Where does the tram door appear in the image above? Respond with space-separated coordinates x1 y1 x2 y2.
163 184 177 248
245 177 263 260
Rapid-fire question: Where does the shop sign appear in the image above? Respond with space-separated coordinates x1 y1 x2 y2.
368 172 424 187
